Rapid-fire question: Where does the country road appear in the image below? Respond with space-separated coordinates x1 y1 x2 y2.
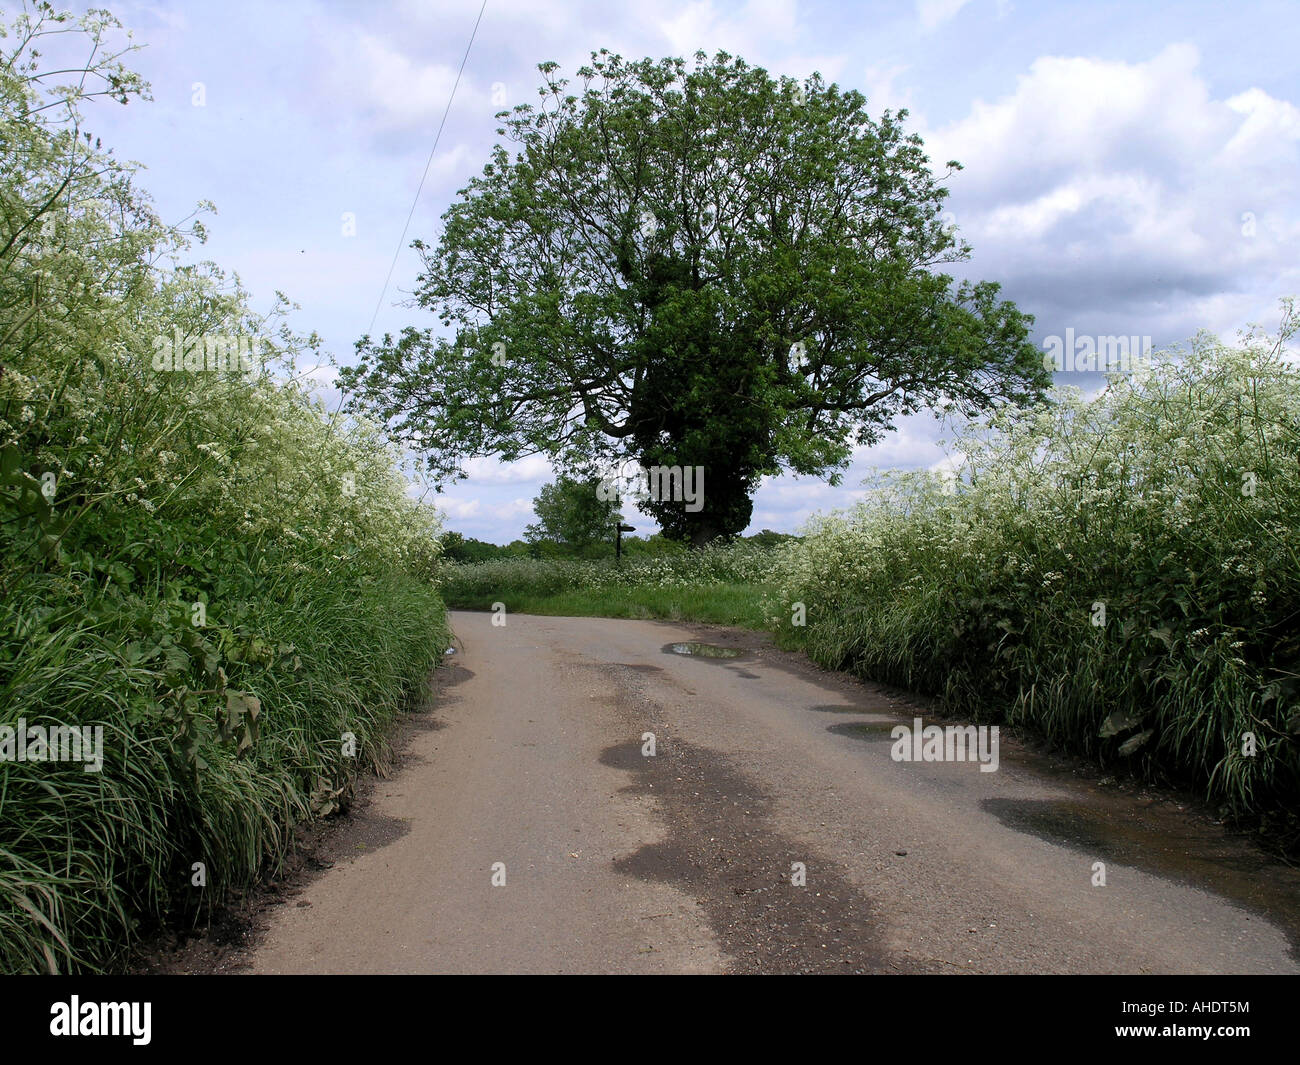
244 611 1300 975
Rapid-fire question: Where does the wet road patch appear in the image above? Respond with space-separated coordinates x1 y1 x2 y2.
600 737 927 974
827 721 900 741
984 796 1300 960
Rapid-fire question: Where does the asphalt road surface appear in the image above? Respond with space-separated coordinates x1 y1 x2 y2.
246 611 1300 974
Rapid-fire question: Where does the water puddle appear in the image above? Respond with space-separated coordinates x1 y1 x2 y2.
984 797 1300 959
827 721 900 742
663 642 745 660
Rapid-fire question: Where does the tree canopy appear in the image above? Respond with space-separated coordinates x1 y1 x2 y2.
525 473 621 553
341 50 1049 543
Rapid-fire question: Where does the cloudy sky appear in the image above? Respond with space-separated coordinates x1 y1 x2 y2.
57 0 1300 541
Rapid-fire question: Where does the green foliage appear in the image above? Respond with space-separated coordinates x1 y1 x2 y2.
0 6 447 973
440 539 778 606
769 311 1300 829
743 529 799 549
440 527 728 564
524 474 621 553
342 49 1047 543
450 581 774 629
441 531 524 563
618 532 692 558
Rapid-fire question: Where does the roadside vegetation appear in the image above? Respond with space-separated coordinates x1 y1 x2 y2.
444 316 1300 837
0 8 447 973
441 541 779 627
5 2 1297 976
771 320 1300 833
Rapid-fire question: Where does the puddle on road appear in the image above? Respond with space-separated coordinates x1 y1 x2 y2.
827 721 902 741
984 797 1300 959
663 641 745 659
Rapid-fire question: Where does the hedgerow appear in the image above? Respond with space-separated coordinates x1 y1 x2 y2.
770 314 1300 828
0 6 447 973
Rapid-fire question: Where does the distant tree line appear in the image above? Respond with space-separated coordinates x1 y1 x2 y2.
440 475 801 561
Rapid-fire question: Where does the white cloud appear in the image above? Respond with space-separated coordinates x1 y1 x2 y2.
438 498 481 521
927 45 1222 184
462 454 554 485
928 451 965 491
919 44 1300 341
916 0 974 32
435 495 535 532
659 0 795 57
350 33 485 130
658 0 844 82
863 63 913 115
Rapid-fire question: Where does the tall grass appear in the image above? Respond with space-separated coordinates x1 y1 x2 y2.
442 540 776 600
440 542 777 625
770 314 1300 829
0 8 448 973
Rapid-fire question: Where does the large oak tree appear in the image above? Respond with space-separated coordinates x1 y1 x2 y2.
341 50 1049 544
